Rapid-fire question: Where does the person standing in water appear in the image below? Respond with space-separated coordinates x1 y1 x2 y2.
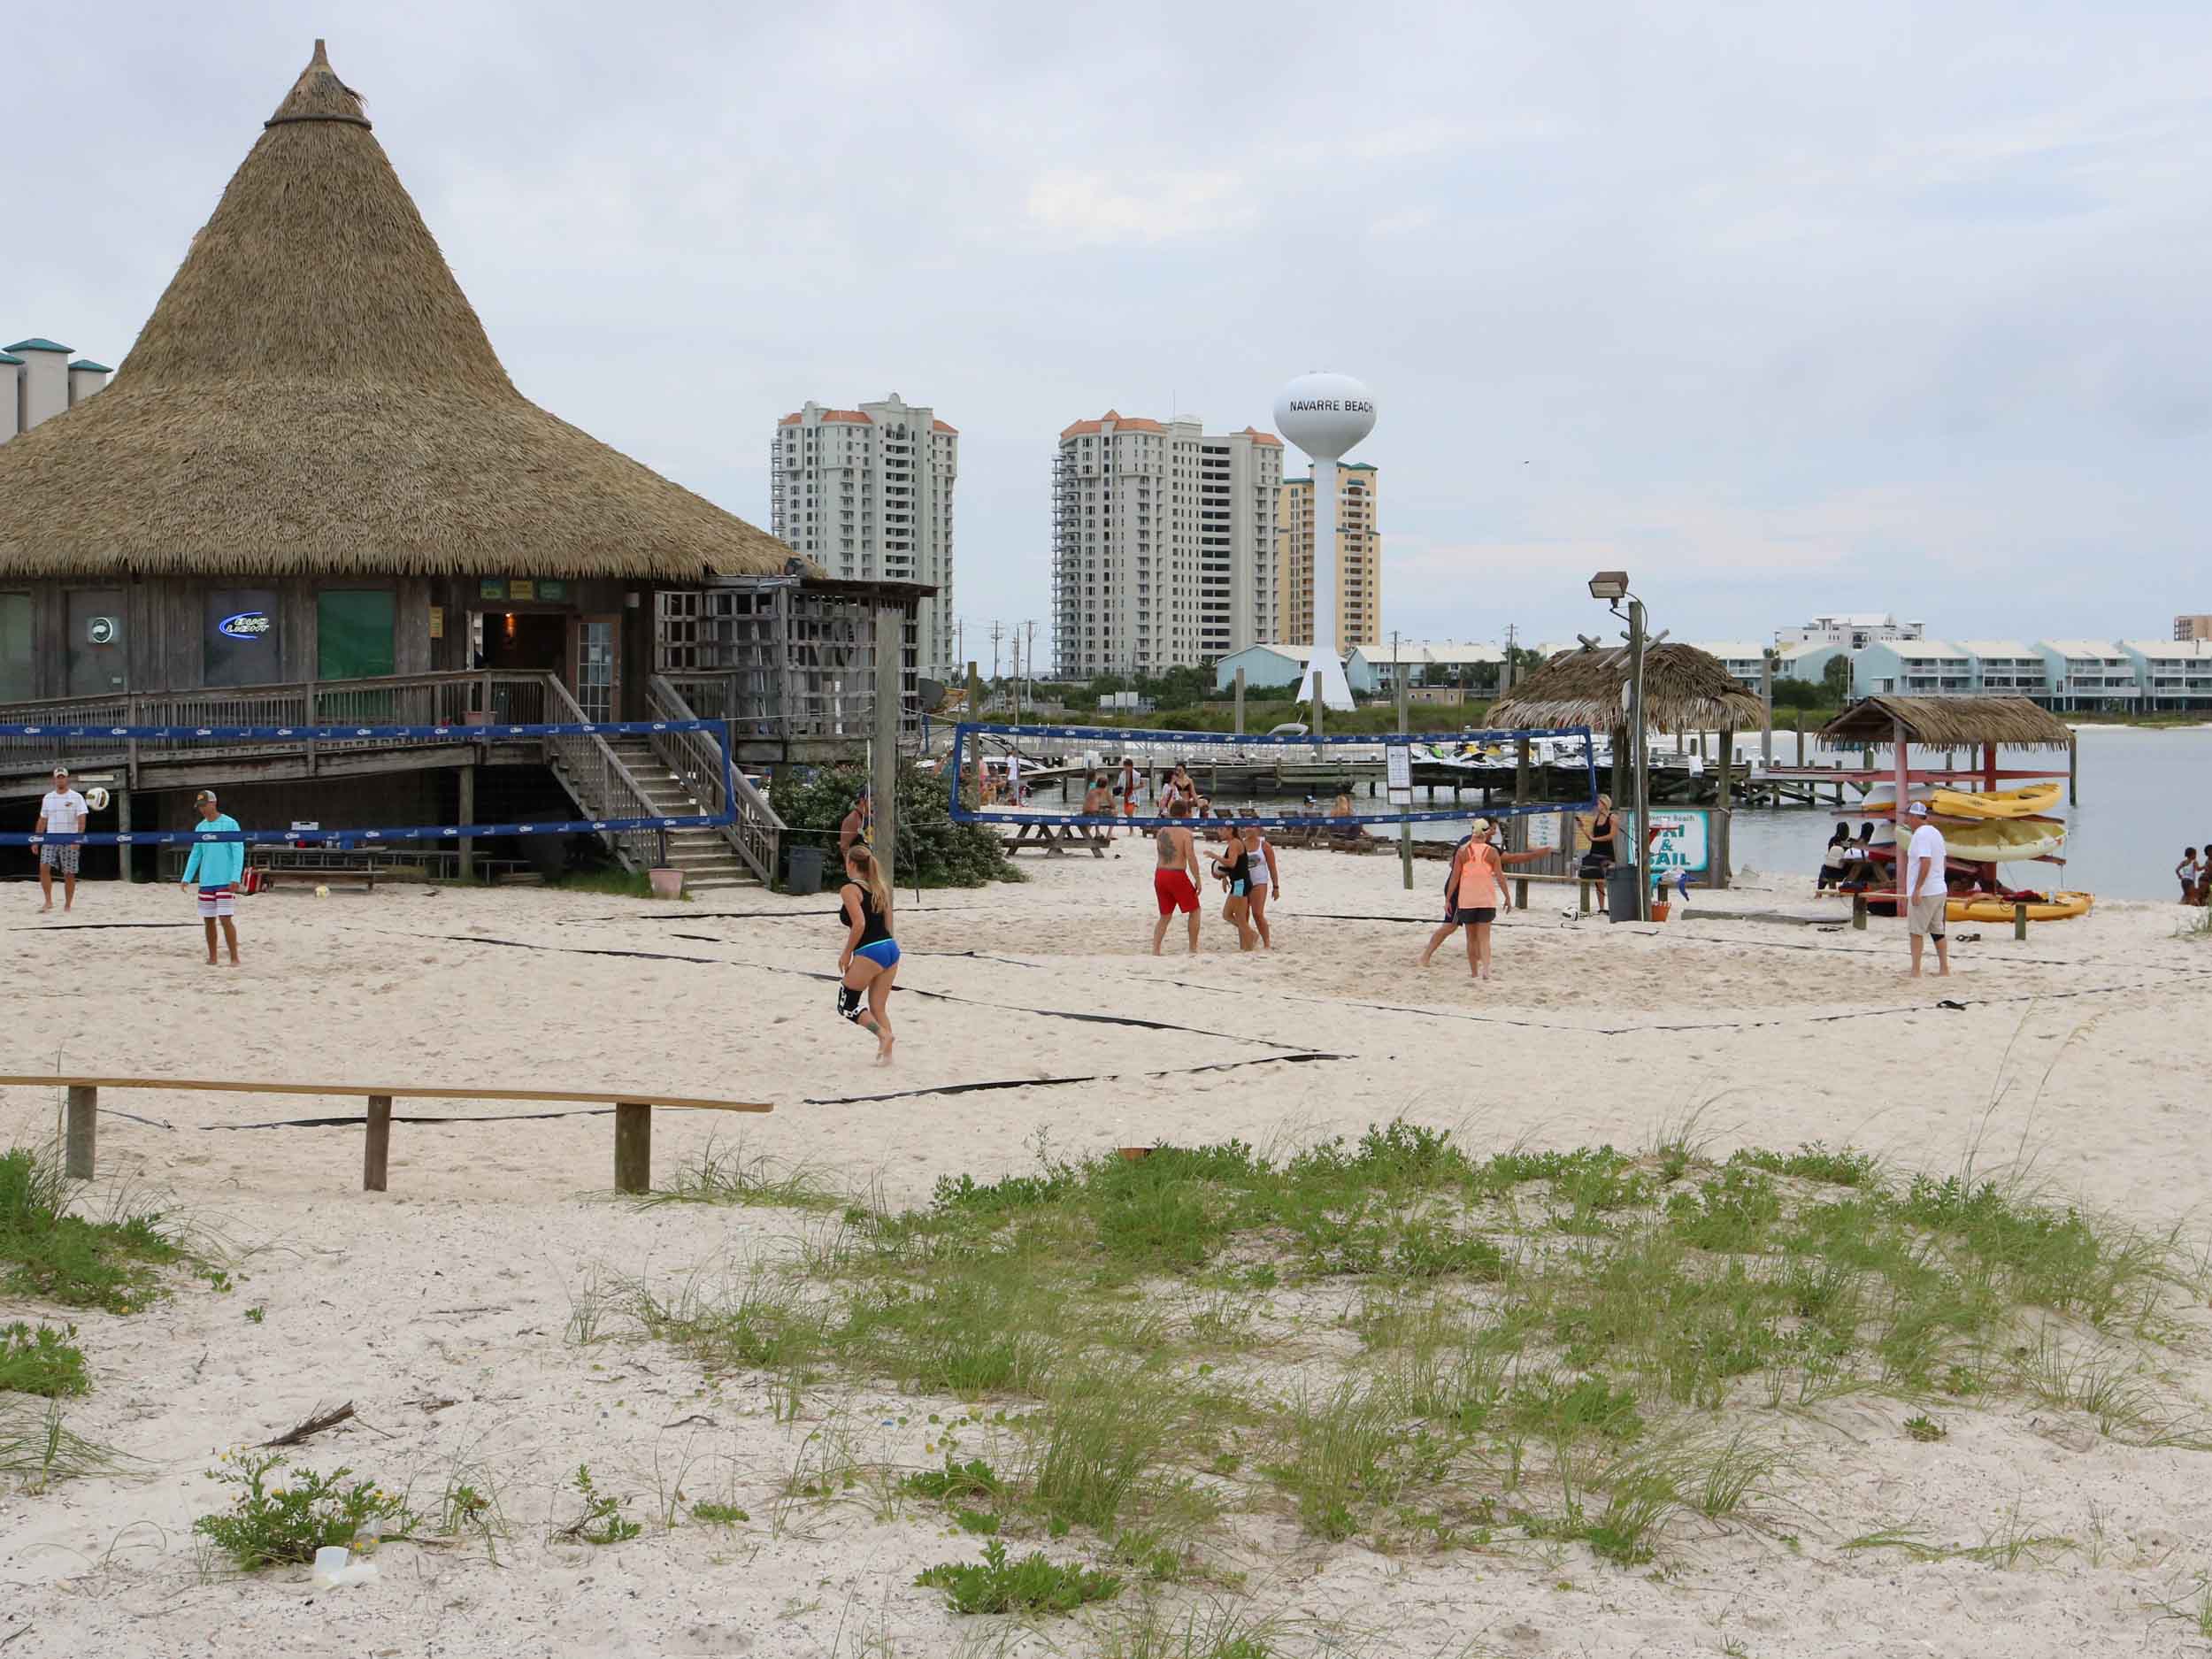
836 843 900 1063
1150 799 1202 956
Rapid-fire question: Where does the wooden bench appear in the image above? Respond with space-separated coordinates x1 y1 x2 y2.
0 1074 771 1195
1000 820 1111 858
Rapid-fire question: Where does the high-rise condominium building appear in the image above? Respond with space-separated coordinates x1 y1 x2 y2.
2175 614 2212 642
1276 463 1381 656
772 394 957 674
1050 411 1283 680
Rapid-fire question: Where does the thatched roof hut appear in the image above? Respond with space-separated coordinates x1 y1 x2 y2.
1487 642 1765 734
1817 695 2073 750
0 41 788 582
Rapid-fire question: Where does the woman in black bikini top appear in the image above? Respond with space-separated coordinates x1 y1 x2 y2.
1588 795 1618 864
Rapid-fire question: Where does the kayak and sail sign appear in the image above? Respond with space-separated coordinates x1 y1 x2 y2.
217 611 273 641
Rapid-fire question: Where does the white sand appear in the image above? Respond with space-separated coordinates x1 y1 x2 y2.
3 850 2209 1657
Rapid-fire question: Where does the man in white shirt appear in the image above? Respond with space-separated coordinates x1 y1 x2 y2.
35 766 89 914
1902 800 1950 978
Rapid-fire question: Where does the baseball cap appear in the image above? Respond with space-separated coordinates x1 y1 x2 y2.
51 765 67 777
1906 801 1929 818
1469 817 1493 837
195 789 219 805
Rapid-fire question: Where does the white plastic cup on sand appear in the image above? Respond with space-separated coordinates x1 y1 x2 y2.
311 1545 350 1586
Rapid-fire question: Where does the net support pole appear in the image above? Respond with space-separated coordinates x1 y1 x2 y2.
1234 667 1246 736
873 603 902 889
457 764 476 881
1396 658 1413 891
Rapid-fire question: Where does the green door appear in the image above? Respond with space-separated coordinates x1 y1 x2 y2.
317 589 396 682
0 594 28 702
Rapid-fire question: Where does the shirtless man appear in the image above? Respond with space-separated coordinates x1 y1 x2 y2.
1150 799 1202 956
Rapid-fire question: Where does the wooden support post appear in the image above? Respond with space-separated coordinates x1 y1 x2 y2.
2014 901 2029 941
1515 876 1529 909
965 662 981 807
872 604 902 890
457 764 476 882
115 787 133 884
65 1084 96 1179
1852 890 1868 931
364 1094 393 1192
1579 879 1592 916
1715 726 1733 889
2068 734 2078 806
614 1102 652 1194
1234 667 1246 736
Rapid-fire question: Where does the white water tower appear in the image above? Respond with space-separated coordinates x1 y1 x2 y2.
1272 371 1377 710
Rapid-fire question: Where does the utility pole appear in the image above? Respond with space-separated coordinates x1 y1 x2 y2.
1023 620 1039 715
988 621 1004 684
1502 622 1518 697
1628 598 1650 922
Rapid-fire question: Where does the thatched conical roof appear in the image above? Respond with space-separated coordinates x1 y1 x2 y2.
0 41 788 582
1817 695 2073 749
1488 641 1765 733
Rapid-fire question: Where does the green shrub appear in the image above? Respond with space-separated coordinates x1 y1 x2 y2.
770 760 1016 889
192 1448 416 1570
915 1538 1122 1615
0 1323 89 1397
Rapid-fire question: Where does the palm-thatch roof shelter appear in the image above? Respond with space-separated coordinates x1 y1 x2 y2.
1816 695 2073 750
1487 641 1765 737
0 40 793 708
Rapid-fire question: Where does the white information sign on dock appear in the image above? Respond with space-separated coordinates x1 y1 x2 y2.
1386 744 1412 805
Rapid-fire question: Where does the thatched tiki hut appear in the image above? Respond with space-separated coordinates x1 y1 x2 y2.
1488 642 1765 887
0 41 789 713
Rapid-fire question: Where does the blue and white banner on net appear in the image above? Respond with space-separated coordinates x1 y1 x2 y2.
4 816 724 850
0 719 716 742
946 721 1600 829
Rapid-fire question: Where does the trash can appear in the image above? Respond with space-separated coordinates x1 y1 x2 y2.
786 845 826 896
1606 864 1644 922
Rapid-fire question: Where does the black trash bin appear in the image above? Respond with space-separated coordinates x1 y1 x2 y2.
786 845 826 896
1606 863 1645 922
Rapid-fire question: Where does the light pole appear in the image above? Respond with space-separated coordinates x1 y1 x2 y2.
1587 570 1650 922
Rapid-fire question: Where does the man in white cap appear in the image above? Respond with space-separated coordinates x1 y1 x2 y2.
34 766 88 913
180 789 246 965
1902 800 1950 978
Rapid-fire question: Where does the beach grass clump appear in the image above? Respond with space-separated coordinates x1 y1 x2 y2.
616 1120 2208 1575
0 1399 130 1490
194 1448 417 1570
0 1322 90 1398
638 1137 840 1211
0 1146 183 1313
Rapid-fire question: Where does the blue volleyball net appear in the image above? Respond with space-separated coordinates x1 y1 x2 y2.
947 720 1599 830
0 719 736 849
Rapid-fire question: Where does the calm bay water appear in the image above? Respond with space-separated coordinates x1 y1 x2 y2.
1122 726 2208 902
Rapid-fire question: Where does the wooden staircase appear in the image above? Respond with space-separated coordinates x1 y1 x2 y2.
601 734 762 892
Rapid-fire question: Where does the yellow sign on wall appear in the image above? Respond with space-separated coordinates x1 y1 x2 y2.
428 605 444 640
510 580 536 602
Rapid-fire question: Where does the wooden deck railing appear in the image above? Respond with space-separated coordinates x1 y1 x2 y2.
648 675 782 883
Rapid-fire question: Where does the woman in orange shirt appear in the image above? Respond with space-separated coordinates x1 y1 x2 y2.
1447 818 1510 982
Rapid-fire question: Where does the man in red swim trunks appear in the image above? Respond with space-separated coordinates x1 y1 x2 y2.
1151 798 1202 956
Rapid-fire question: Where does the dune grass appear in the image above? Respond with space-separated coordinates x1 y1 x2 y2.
598 1121 2208 1579
0 1145 184 1314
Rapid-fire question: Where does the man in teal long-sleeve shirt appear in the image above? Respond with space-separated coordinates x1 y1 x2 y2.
180 789 244 965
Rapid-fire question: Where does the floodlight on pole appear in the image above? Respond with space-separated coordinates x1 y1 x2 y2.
1274 372 1377 714
1587 570 1630 603
1585 567 1651 922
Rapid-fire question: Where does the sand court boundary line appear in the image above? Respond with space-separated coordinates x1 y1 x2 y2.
804 1049 1345 1106
376 929 1317 1053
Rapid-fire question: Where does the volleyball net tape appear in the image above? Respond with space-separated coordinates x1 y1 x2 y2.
949 721 1600 830
0 719 737 848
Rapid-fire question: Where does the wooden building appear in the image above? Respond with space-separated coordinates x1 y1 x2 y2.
0 41 795 722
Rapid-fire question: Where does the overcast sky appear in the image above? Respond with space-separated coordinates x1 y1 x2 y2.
12 2 2211 653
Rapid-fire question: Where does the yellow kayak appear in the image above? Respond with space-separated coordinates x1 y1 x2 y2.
1932 817 2065 863
1947 890 2093 923
1927 782 2062 819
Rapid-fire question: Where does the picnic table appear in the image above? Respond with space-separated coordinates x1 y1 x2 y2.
1000 819 1113 858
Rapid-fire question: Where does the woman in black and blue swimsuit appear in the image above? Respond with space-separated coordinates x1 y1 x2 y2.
1212 824 1259 952
837 844 900 1064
